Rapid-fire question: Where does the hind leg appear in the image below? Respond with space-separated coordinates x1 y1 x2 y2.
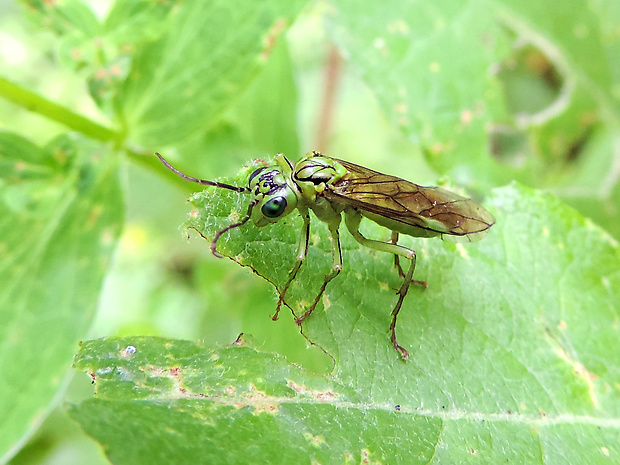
345 211 417 359
391 231 427 288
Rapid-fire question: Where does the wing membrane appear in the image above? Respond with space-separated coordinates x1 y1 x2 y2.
324 158 495 240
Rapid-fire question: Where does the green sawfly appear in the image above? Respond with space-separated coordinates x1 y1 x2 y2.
157 151 495 359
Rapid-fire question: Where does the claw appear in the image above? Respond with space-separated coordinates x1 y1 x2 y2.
271 300 283 321
394 343 409 360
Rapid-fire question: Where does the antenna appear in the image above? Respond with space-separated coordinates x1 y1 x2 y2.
156 153 248 193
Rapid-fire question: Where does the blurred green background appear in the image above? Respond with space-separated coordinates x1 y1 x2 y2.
0 0 618 463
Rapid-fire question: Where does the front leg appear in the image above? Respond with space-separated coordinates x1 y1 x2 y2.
295 215 342 325
272 207 310 320
344 209 416 360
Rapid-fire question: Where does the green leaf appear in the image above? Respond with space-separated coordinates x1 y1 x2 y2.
21 0 100 38
172 36 300 182
21 0 105 74
325 0 512 188
324 0 620 194
71 337 439 464
0 132 123 462
117 0 308 147
102 0 174 46
71 162 619 463
497 0 619 117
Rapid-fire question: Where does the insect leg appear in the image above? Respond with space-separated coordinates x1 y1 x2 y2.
272 207 311 321
295 216 342 325
392 231 426 287
344 210 415 359
391 231 405 278
211 199 258 258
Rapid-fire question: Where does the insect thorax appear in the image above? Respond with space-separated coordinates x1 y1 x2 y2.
294 153 344 186
292 152 347 201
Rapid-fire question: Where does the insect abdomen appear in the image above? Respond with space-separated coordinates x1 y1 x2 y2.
360 210 445 239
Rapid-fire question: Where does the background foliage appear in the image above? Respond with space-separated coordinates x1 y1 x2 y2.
0 0 618 464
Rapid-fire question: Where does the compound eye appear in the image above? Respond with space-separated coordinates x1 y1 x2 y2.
261 197 287 218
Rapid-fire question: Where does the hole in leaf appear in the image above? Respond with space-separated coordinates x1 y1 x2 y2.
497 44 563 117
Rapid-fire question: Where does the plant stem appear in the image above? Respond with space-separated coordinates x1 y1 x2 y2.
0 76 118 143
0 77 198 192
315 45 343 153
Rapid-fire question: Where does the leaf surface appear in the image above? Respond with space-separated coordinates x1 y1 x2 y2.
71 163 620 464
0 132 123 462
117 0 307 147
325 0 620 199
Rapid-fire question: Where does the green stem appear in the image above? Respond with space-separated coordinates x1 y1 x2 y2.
0 76 196 192
0 76 119 143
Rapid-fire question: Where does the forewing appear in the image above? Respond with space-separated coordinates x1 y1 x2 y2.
325 158 495 240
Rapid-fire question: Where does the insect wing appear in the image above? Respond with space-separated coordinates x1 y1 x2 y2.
325 158 495 241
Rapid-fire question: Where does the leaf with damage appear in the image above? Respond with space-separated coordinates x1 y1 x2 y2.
71 165 620 464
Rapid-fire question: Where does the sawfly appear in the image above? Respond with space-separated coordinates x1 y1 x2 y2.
157 151 495 359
